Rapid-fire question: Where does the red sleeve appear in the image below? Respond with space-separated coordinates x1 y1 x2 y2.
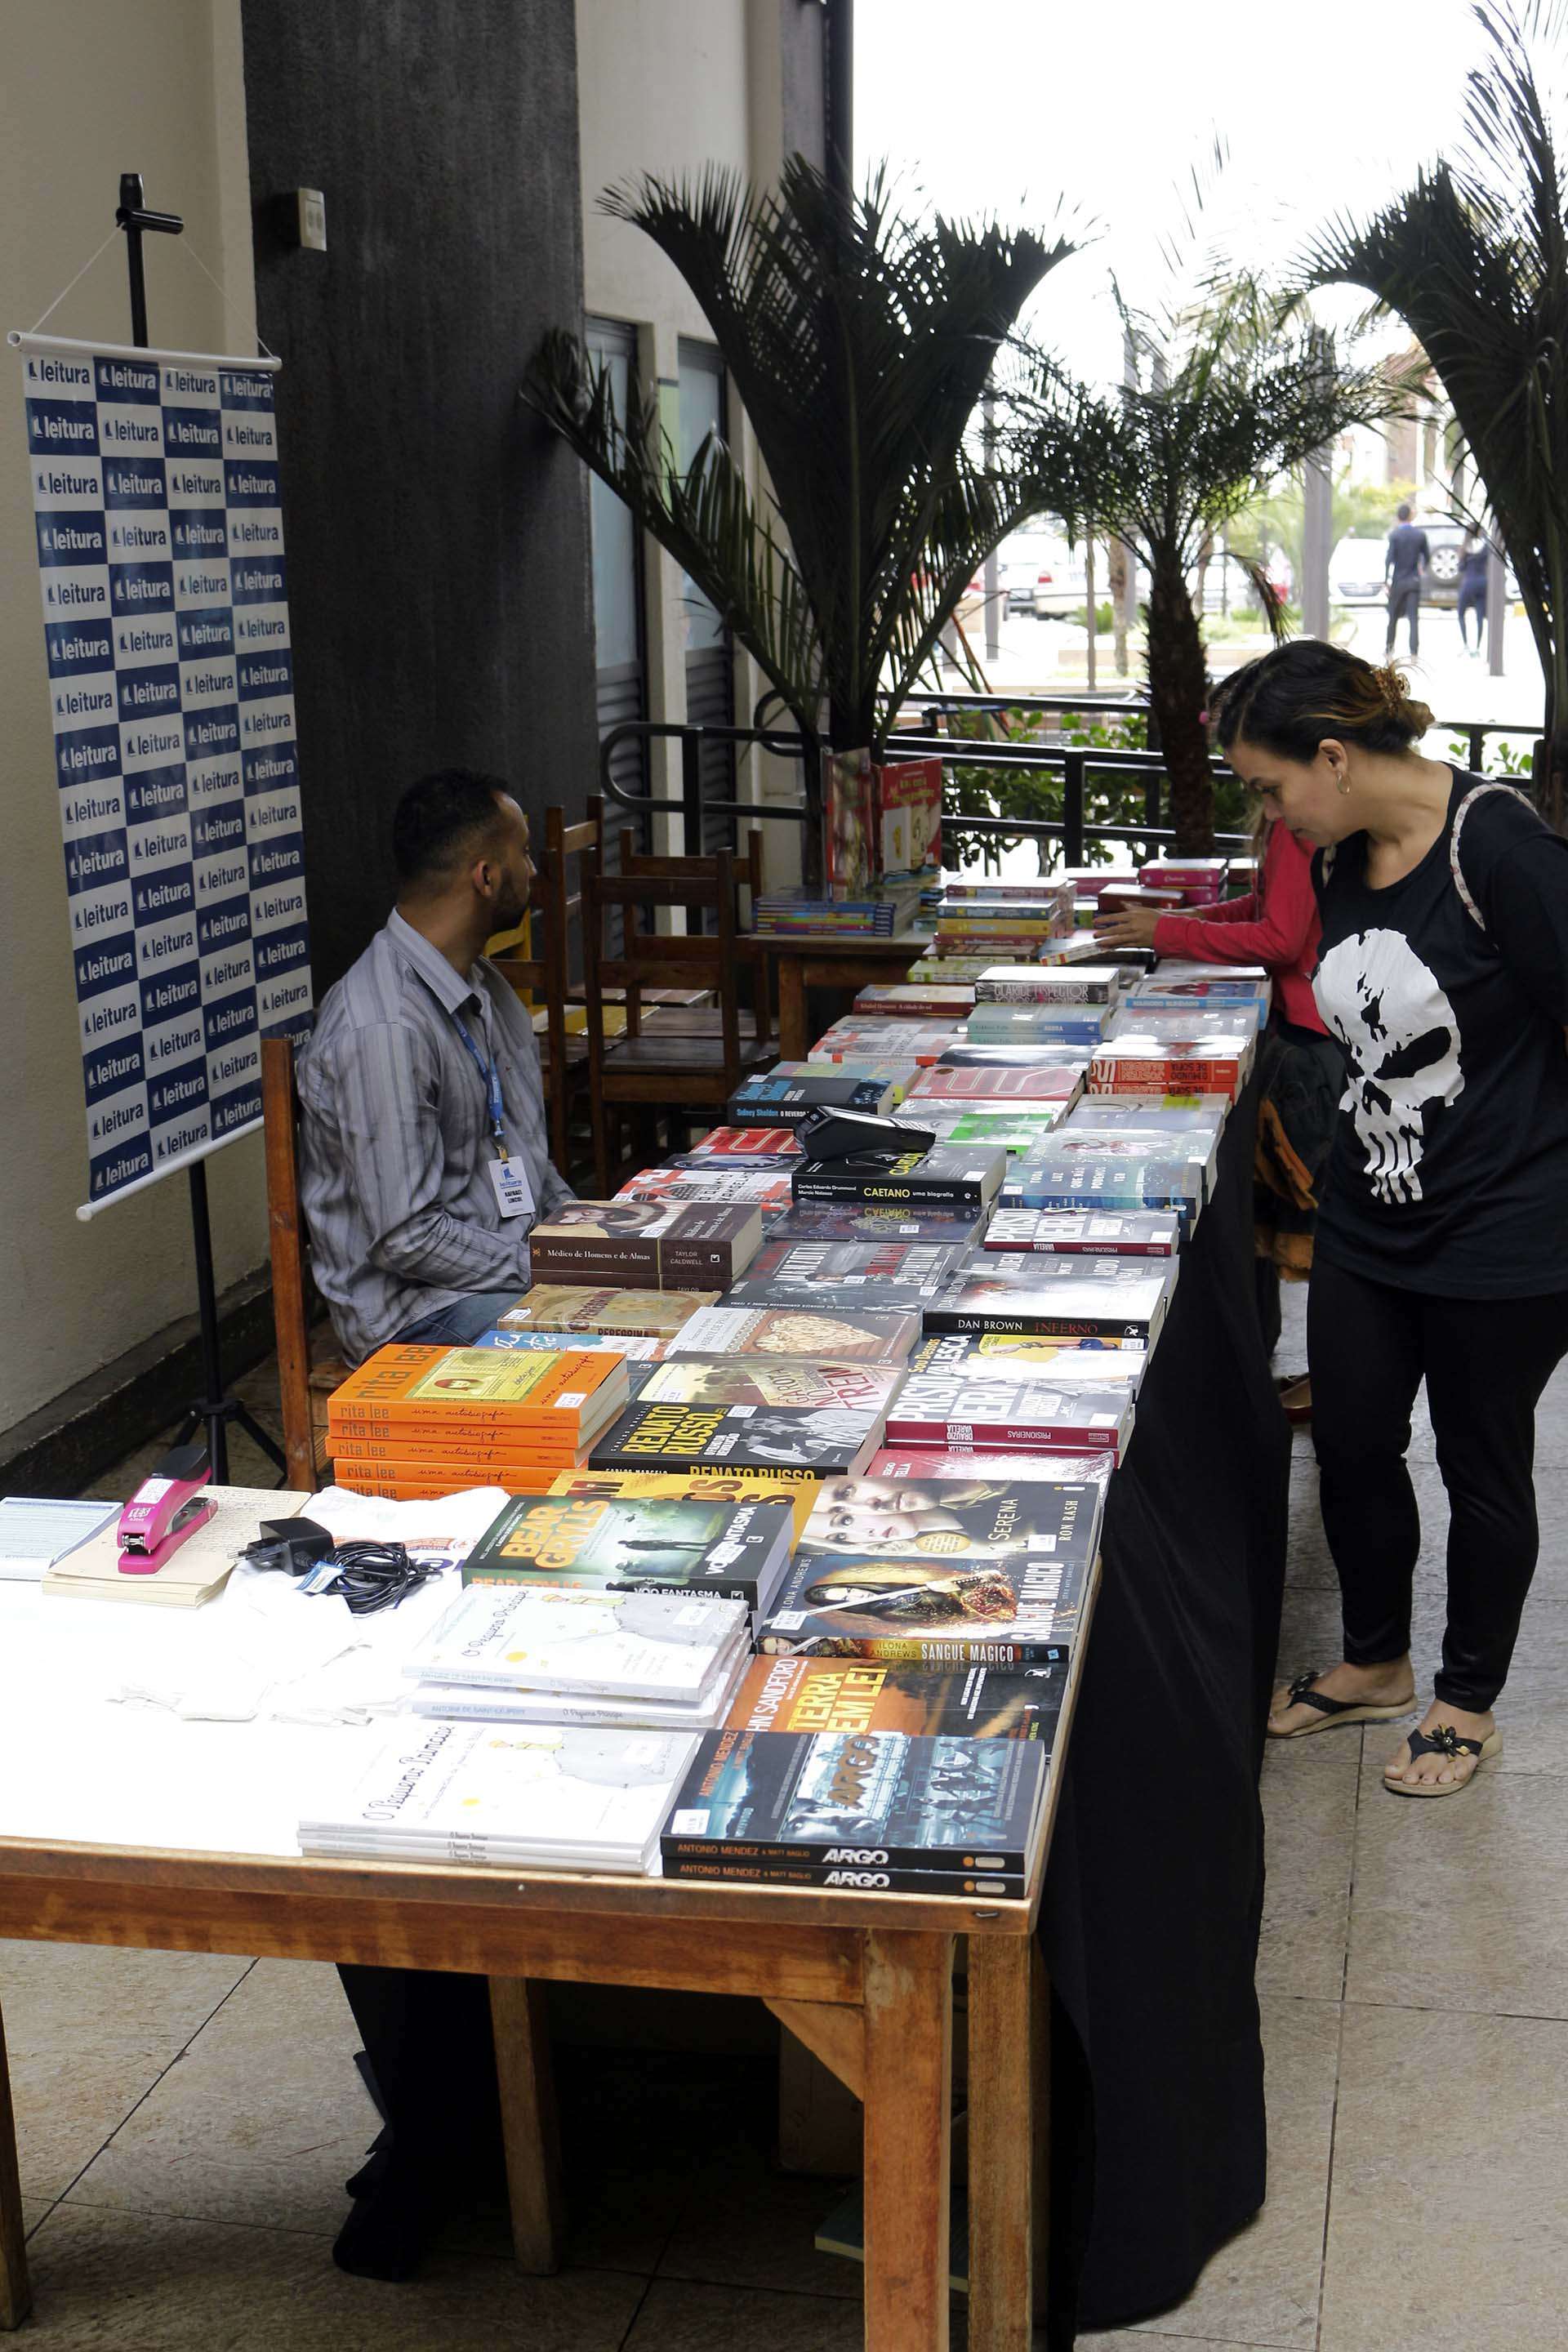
1178 890 1260 926
1150 826 1318 978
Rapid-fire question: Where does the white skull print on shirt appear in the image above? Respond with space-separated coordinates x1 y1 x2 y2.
1314 929 1463 1205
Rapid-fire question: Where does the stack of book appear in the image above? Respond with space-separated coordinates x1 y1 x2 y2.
789 1142 1008 1218
757 1058 924 1102
890 1103 1071 1155
456 1487 798 1621
663 1300 922 1362
403 1581 751 1735
851 982 977 1022
662 1725 1049 1895
1000 1146 1206 1225
920 1252 1176 1348
727 1071 896 1127
728 1234 970 1312
489 1287 719 1344
1139 856 1230 904
933 892 1075 960
880 1369 1136 1462
684 1126 802 1159
755 1467 1102 1664
526 1202 764 1290
326 1344 633 1499
612 1165 798 1218
588 1355 902 1480
904 1062 1087 1111
753 884 916 937
1087 1028 1256 1103
301 1717 709 1874
962 1002 1112 1054
764 1205 982 1247
982 1208 1182 1258
811 1019 962 1067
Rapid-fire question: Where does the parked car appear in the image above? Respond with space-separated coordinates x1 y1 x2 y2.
1330 518 1518 610
996 530 1092 618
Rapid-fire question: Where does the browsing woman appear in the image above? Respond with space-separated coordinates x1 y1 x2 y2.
1096 791 1342 1401
1214 639 1568 1794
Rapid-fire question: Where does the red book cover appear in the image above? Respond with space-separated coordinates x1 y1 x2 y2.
905 1063 1085 1104
688 1127 803 1157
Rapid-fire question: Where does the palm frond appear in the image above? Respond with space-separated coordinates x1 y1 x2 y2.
521 327 824 739
527 158 1083 750
1298 0 1568 748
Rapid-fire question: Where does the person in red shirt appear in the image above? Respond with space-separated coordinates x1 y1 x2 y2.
1098 805 1344 1410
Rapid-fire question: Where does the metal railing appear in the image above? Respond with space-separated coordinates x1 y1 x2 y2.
902 689 1542 781
597 699 1544 871
597 719 813 853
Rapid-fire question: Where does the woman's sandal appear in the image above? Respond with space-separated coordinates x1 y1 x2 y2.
1383 1722 1503 1797
1267 1668 1418 1739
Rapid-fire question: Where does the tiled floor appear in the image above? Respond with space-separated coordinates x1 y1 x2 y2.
9 1296 1568 2348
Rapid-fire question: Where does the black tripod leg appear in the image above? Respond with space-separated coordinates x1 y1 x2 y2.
233 1401 287 1473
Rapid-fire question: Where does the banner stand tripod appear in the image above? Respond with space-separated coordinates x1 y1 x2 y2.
116 171 286 1486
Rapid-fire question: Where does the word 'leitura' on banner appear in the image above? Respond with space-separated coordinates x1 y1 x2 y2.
19 341 313 1206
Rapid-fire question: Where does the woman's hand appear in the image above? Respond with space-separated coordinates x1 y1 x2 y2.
1095 906 1162 949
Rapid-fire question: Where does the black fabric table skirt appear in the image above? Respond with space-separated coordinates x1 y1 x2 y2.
1040 1074 1290 2340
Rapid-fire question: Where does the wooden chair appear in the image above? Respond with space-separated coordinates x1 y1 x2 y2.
489 804 595 1177
586 794 769 1042
584 850 776 1192
261 1035 349 1489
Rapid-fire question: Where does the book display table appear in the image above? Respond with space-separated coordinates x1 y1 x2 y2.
0 1555 1097 2350
0 1094 1285 2346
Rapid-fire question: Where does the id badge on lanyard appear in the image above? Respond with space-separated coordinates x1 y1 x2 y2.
452 1009 534 1218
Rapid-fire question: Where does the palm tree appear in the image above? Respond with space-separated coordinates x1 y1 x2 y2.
522 160 1079 775
1300 0 1568 822
1009 283 1405 850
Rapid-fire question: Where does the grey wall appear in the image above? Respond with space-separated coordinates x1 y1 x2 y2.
240 0 596 991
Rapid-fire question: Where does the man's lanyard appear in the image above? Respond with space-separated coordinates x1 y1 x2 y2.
450 1007 507 1159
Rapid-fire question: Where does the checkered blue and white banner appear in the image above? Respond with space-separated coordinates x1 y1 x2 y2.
16 336 313 1210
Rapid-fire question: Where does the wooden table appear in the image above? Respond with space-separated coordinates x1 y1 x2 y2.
743 931 932 1058
0 1562 1096 2350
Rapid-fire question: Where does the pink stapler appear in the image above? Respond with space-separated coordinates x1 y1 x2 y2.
118 1442 216 1575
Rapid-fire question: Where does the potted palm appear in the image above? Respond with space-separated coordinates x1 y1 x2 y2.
1009 279 1406 851
1300 0 1568 822
521 159 1084 884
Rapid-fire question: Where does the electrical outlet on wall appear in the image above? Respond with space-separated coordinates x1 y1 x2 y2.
296 189 327 251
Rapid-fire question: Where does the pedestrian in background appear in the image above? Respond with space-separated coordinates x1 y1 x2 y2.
1458 533 1489 656
1383 501 1429 658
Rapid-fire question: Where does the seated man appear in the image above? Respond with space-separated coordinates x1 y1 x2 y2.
300 767 574 1361
299 770 572 2278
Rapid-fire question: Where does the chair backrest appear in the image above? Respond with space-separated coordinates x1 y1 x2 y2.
261 1033 324 1490
586 792 764 907
583 852 745 1071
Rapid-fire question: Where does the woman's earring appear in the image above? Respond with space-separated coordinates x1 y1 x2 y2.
1332 770 1351 796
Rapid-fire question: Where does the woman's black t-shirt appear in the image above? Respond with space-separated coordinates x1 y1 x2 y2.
1312 771 1568 1296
